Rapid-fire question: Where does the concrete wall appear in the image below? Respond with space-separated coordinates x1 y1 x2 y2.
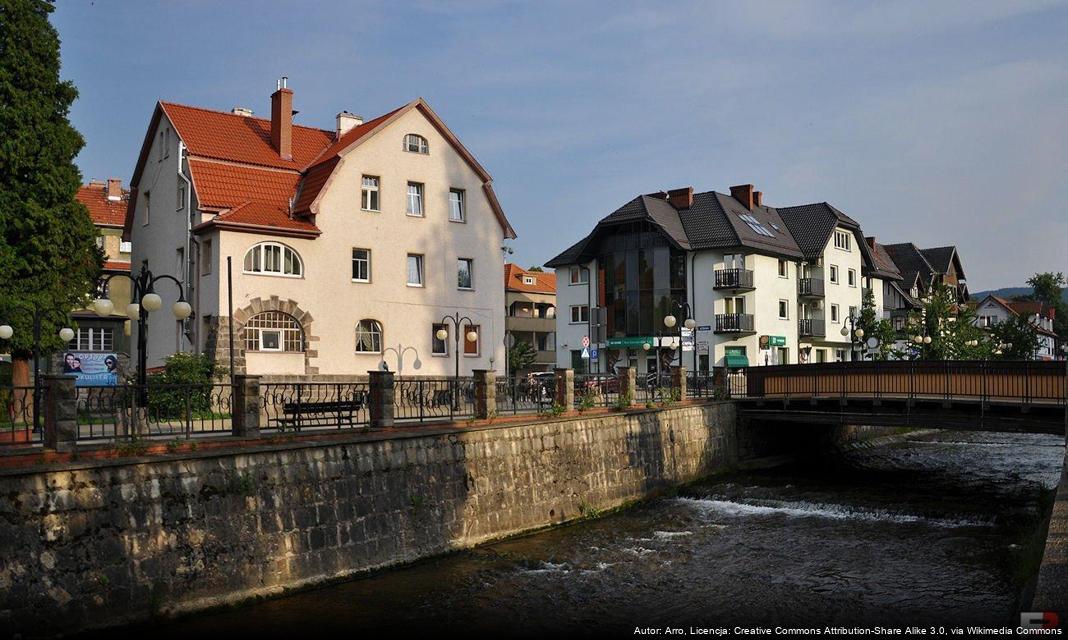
0 403 742 636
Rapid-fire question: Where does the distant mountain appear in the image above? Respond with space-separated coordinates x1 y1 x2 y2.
970 287 1068 302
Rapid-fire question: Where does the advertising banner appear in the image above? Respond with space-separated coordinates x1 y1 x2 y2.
62 352 120 387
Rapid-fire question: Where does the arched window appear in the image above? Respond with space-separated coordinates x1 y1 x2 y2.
355 319 383 353
403 133 429 154
243 242 303 277
244 311 303 352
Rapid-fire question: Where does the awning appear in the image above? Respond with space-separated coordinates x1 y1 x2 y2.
725 354 749 368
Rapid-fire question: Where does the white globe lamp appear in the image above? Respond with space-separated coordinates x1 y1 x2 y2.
93 298 114 317
172 301 192 320
141 293 162 312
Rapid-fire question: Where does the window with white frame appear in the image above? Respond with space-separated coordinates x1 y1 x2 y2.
834 230 851 251
523 276 535 285
432 323 448 356
352 248 371 282
361 175 380 211
200 239 212 276
406 182 424 216
69 327 114 352
848 268 857 287
120 240 132 253
463 324 480 356
243 242 303 277
407 254 424 286
830 304 840 323
778 299 789 319
570 305 590 323
457 258 474 290
778 259 788 278
404 134 429 154
449 189 465 222
244 311 303 352
354 319 383 353
569 266 589 285
835 349 847 362
829 264 839 284
176 176 186 211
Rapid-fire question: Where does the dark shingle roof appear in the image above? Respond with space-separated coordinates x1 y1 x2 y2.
920 246 956 273
676 191 738 247
866 238 903 280
712 193 803 258
776 203 841 259
882 243 935 290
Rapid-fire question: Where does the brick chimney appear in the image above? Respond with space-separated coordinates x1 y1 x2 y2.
106 178 123 201
270 77 293 161
866 236 877 250
667 187 694 209
730 184 754 210
752 191 763 207
336 111 363 140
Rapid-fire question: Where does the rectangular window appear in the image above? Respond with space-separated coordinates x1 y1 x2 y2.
449 189 465 222
849 305 858 320
70 327 114 352
361 175 380 211
406 182 424 216
848 268 857 287
457 258 473 290
406 254 424 287
120 241 132 253
260 330 282 352
778 299 789 319
569 266 589 285
778 259 788 278
835 349 847 362
352 248 371 282
570 305 590 324
893 316 906 331
143 191 150 226
829 264 839 284
834 230 851 251
432 323 448 356
830 304 840 323
200 239 212 276
177 177 186 211
95 236 104 249
463 324 480 356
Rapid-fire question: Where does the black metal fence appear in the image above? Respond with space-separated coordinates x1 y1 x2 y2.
394 377 476 422
573 373 621 408
76 383 234 440
0 386 39 446
261 382 369 432
495 375 554 414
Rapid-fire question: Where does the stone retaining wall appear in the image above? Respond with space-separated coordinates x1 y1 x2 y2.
0 403 739 636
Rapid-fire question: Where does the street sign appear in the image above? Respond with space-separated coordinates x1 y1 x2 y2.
769 335 787 347
697 325 712 331
581 347 590 359
697 341 709 355
581 336 590 348
681 327 694 352
590 348 599 360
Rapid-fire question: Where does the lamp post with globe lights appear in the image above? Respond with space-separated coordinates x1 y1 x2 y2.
841 312 866 361
0 307 75 433
435 313 480 410
664 301 697 373
94 260 191 392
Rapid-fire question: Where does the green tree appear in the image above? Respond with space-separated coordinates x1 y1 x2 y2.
507 340 537 375
990 315 1041 360
855 288 897 360
903 284 987 360
527 266 544 272
1025 272 1068 340
0 0 102 382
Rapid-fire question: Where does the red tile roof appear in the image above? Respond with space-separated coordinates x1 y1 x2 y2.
188 159 300 210
196 201 320 236
103 260 131 272
161 102 334 170
76 184 127 227
505 264 556 295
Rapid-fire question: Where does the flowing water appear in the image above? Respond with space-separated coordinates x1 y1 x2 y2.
144 430 1064 635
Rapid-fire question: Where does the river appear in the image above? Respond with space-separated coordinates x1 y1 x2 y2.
141 429 1064 635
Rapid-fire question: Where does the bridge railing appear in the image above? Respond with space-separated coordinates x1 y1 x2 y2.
744 360 1067 406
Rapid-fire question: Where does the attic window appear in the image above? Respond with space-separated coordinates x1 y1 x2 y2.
523 276 535 285
739 213 774 237
404 134 429 154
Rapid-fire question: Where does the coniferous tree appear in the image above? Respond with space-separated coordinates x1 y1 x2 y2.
0 0 102 383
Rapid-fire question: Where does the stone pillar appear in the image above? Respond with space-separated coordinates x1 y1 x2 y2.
473 369 496 419
617 366 636 405
368 370 395 429
671 365 687 400
43 374 77 452
231 375 261 437
554 368 574 411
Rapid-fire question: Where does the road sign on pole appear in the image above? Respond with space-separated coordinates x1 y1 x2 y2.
581 347 590 359
581 336 590 348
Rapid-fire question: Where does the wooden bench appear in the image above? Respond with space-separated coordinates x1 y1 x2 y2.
278 395 367 429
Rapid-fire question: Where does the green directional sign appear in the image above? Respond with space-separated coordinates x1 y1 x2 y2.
606 336 654 348
768 335 787 347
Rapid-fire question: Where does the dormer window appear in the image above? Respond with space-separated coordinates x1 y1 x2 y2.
404 134 429 154
523 276 535 285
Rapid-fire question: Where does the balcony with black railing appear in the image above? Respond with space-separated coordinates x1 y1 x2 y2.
713 269 755 291
798 277 825 297
714 313 755 334
798 317 826 337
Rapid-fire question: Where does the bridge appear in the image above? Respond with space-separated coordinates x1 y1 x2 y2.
737 360 1068 434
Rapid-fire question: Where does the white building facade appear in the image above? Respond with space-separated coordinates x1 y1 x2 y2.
125 84 515 377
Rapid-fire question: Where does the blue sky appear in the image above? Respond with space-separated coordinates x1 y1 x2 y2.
54 0 1068 290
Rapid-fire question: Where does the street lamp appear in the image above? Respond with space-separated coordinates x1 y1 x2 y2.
841 312 866 360
0 306 76 432
96 259 191 392
436 312 479 410
665 300 697 373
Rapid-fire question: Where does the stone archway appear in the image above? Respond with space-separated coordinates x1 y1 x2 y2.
208 296 318 375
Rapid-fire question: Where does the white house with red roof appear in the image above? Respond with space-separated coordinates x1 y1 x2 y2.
504 264 557 372
973 295 1058 360
125 78 515 376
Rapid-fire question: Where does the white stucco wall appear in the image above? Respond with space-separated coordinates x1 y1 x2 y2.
553 262 597 371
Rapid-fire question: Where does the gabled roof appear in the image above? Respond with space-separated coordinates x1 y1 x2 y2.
865 238 904 281
976 295 1058 337
882 243 936 291
921 245 967 283
76 183 128 227
505 264 556 295
127 97 515 240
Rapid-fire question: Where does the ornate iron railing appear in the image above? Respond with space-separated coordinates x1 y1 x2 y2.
261 382 369 432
